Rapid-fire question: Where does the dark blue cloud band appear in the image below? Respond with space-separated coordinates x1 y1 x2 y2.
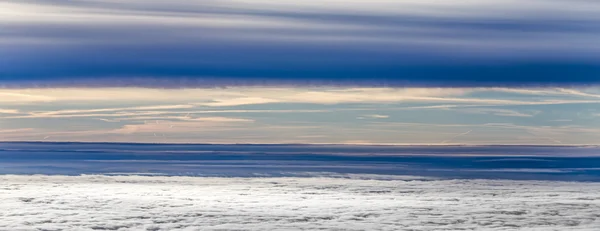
2 0 600 87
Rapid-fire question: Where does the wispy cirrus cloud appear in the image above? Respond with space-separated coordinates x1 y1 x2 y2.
5 87 600 107
549 119 573 122
456 108 540 117
113 118 254 135
441 130 472 144
359 114 390 119
199 97 281 107
28 105 195 116
0 128 34 133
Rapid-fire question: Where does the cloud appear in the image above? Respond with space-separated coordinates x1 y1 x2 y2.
359 114 389 119
35 104 195 115
4 87 600 107
458 108 539 117
181 116 254 123
556 88 600 98
0 109 20 114
0 92 55 102
549 119 573 122
14 105 196 119
7 109 336 120
527 130 563 144
362 121 600 145
2 1 600 86
0 128 34 133
487 88 600 98
441 130 473 144
112 117 254 134
1 175 600 230
0 88 238 103
199 97 281 107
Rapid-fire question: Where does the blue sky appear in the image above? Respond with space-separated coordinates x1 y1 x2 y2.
1 1 600 144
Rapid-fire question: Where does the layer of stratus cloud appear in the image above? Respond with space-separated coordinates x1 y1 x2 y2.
2 175 600 230
0 87 599 144
2 0 600 85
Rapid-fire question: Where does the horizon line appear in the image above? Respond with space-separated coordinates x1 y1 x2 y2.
1 141 598 148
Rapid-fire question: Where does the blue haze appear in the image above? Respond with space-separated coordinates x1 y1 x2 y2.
1 142 600 181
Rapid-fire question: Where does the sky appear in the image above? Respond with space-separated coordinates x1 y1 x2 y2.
1 0 600 144
1 87 600 144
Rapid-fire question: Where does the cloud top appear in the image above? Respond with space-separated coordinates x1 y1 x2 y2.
2 175 600 230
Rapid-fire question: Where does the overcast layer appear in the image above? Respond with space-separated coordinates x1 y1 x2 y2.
2 0 600 86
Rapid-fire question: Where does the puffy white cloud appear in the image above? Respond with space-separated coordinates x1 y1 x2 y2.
1 175 600 230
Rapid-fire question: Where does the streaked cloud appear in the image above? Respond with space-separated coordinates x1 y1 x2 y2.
360 114 390 119
199 97 281 107
2 0 600 85
0 128 34 133
441 130 473 144
3 87 600 106
112 118 253 135
457 108 540 117
27 105 195 117
549 119 573 122
0 109 20 114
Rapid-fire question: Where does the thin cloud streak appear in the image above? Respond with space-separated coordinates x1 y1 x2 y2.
0 109 20 114
30 105 195 116
441 130 473 144
453 108 539 117
3 87 600 106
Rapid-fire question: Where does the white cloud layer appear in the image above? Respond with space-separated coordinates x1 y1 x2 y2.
1 175 600 230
